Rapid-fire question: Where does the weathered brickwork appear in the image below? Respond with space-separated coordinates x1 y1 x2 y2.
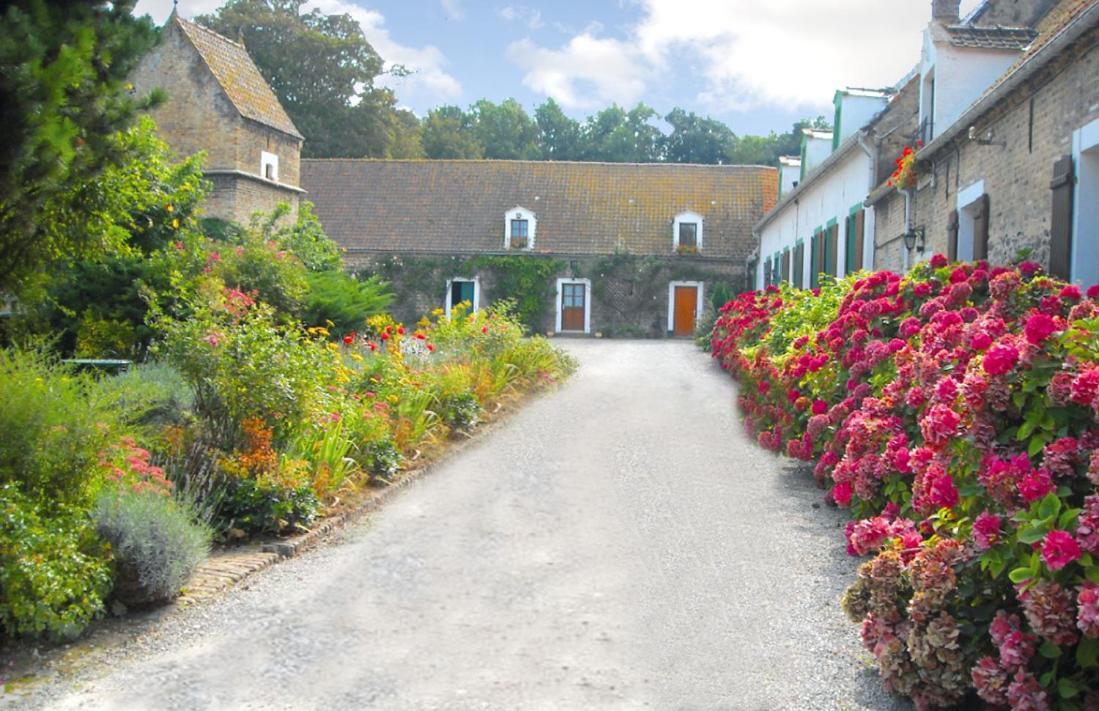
203 174 301 225
874 21 1099 271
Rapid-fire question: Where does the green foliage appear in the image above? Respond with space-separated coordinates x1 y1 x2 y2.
265 202 343 272
534 98 582 161
0 348 118 508
468 99 542 160
421 105 484 159
153 302 337 440
363 440 401 481
0 0 159 290
466 256 563 332
0 484 111 640
580 104 663 162
439 392 482 432
94 488 211 605
217 477 318 536
303 271 392 332
198 0 420 159
90 362 194 429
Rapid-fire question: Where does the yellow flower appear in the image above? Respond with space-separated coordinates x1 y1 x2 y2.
165 204 174 213
171 218 180 229
326 342 339 352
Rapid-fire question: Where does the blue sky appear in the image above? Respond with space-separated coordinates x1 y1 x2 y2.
137 0 982 137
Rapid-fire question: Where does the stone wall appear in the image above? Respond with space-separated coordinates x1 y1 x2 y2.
873 22 1099 272
203 174 301 225
350 253 745 338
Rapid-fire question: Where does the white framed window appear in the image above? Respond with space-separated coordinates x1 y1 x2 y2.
444 277 480 318
1072 118 1099 286
555 277 591 334
667 281 704 336
673 211 704 251
956 179 985 261
505 206 536 250
261 151 279 182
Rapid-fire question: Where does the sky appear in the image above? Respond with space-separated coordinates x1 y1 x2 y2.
135 0 983 137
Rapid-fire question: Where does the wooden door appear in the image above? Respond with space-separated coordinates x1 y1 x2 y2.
673 286 698 337
561 283 585 332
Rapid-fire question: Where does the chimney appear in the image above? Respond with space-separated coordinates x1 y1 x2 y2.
933 0 961 23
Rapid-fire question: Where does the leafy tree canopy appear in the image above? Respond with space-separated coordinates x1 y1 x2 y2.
0 0 158 291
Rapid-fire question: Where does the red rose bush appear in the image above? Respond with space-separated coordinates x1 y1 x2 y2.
711 258 1099 709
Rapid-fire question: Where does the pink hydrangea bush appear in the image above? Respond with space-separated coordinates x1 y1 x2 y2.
711 258 1099 708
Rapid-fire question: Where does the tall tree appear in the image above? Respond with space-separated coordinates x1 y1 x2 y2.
662 108 736 164
0 0 158 291
421 106 482 159
580 104 662 163
199 0 408 159
534 99 581 161
468 99 541 160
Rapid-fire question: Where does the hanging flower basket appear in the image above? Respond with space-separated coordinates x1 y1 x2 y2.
888 145 920 191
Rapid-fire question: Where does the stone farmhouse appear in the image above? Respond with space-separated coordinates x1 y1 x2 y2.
302 160 776 336
756 0 1099 289
130 13 305 225
132 14 777 337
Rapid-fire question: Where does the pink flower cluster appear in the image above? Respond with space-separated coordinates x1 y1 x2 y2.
711 255 1099 708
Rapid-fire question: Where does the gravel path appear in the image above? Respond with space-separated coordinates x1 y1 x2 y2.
21 341 904 710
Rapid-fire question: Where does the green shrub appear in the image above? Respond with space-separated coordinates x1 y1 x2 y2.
363 440 401 483
302 270 392 332
217 477 318 536
90 362 194 428
0 485 111 640
0 347 117 506
94 488 211 606
439 392 481 432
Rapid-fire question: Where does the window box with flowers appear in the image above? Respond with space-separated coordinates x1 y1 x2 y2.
676 244 699 256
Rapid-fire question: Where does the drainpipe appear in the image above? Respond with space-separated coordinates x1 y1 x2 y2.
856 130 876 270
903 188 914 272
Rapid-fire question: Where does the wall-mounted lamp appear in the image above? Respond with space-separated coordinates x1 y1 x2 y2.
967 125 1006 148
903 226 926 252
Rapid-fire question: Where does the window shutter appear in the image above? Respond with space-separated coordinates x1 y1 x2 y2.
973 194 991 261
844 216 854 276
794 243 804 289
1049 155 1075 281
854 210 865 272
947 210 959 262
810 234 819 288
781 250 790 282
826 224 839 276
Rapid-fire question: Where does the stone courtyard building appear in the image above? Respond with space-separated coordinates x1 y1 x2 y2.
130 13 305 225
303 160 776 336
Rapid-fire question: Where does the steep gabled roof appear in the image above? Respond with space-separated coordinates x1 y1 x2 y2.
945 25 1038 49
301 160 776 259
174 15 303 140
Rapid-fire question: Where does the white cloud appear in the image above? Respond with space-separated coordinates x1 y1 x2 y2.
509 0 986 113
499 5 544 30
441 0 463 21
133 0 222 24
304 0 462 103
507 33 646 110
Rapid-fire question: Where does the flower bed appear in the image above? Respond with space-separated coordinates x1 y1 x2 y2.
711 257 1099 709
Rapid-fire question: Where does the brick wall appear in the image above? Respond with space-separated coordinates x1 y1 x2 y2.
873 22 1099 272
204 175 301 225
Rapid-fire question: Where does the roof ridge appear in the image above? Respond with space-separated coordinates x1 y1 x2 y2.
298 158 777 169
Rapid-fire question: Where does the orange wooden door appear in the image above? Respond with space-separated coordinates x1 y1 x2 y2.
561 283 585 331
673 286 698 336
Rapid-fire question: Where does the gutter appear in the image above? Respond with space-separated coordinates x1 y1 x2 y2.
917 1 1099 160
754 131 867 233
204 169 308 194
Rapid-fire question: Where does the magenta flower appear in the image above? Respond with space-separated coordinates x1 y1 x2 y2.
1041 529 1082 571
972 512 1002 550
1018 467 1055 503
930 253 948 268
832 480 853 507
1078 583 1099 638
811 399 828 415
1024 313 1058 345
983 343 1019 375
1088 284 1099 299
1077 495 1099 555
1018 261 1040 277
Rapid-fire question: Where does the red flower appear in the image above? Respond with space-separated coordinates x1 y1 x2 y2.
1041 530 1082 571
343 332 355 345
983 343 1019 375
1018 467 1055 503
427 343 435 352
481 325 489 334
811 399 828 415
973 512 1002 550
930 254 948 269
1088 284 1099 299
397 326 406 336
832 480 853 507
1023 313 1058 345
1019 261 1040 277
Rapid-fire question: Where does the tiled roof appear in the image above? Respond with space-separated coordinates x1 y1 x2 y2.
945 24 1038 49
174 15 303 140
301 160 777 259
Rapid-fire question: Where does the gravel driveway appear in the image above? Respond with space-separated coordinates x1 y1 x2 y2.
24 341 904 710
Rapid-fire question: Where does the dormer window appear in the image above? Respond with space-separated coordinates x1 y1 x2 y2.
505 207 536 250
673 211 704 252
261 151 279 182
